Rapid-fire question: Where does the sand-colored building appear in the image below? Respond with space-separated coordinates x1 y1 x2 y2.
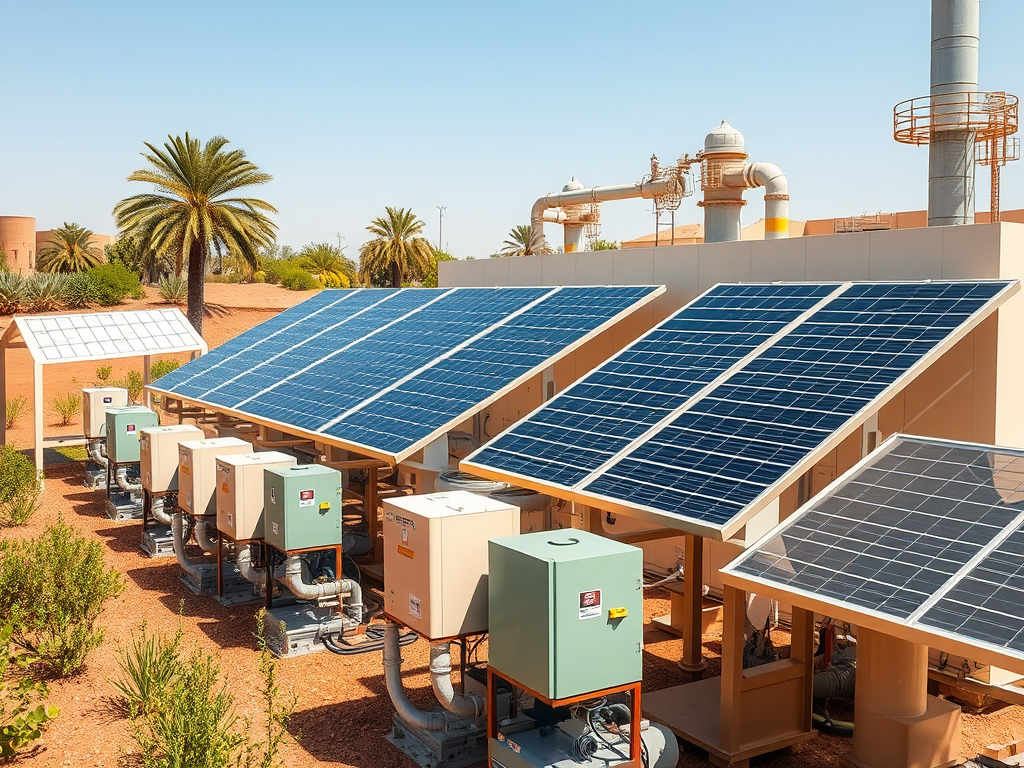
0 215 115 275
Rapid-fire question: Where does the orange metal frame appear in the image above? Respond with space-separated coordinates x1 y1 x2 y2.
894 90 1019 145
486 667 643 766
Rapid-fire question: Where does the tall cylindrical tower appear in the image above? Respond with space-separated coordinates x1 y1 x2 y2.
699 121 748 243
0 216 38 275
928 0 980 226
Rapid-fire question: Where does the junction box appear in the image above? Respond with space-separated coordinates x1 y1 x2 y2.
215 451 296 540
82 387 128 438
177 437 253 516
140 424 204 493
104 406 159 464
263 464 343 551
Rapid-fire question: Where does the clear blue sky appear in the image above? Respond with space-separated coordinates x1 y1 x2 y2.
2 0 1023 258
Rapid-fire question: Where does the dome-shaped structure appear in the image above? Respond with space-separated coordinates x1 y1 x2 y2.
703 120 746 156
562 177 585 193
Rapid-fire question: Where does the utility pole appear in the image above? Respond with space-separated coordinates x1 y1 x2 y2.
336 233 345 250
436 206 447 251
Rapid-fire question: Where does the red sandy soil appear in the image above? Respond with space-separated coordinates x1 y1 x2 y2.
3 285 1023 767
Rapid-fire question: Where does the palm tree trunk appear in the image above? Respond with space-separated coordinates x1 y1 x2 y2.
390 260 402 288
187 240 206 335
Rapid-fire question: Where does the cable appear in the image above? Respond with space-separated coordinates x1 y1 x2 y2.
320 624 417 656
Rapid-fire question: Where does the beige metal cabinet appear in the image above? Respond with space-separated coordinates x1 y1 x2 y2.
140 425 204 493
177 437 253 516
215 451 296 540
82 387 128 439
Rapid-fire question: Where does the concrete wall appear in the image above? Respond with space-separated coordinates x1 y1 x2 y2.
0 216 37 274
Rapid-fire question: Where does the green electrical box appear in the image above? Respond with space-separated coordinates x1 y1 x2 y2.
263 465 343 552
105 406 159 464
488 528 643 700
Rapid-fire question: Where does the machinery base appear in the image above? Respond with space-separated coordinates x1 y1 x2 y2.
84 464 108 490
386 716 487 768
105 491 143 520
179 562 261 606
141 525 175 557
264 604 354 658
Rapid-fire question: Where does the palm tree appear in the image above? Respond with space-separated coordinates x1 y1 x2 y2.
299 243 356 288
358 207 434 288
112 133 277 334
37 223 104 273
501 224 553 257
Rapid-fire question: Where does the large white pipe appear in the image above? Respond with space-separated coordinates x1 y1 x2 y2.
383 623 455 732
429 643 483 718
235 544 271 585
928 0 979 226
193 518 219 553
150 496 173 526
530 177 681 249
742 162 790 239
172 511 206 582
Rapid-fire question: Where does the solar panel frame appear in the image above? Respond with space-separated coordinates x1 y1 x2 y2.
461 280 1019 541
721 434 1024 677
13 308 207 364
148 285 665 464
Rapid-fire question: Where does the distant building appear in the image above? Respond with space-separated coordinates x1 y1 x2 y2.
0 215 115 275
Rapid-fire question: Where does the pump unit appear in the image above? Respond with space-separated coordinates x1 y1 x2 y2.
140 425 204 493
82 387 128 438
177 437 253 516
488 529 643 700
105 406 159 464
384 491 519 640
263 464 343 552
216 452 296 540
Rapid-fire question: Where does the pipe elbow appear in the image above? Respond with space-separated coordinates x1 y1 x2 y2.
384 624 453 732
429 642 483 719
746 162 788 197
172 512 206 580
235 544 268 586
193 518 219 553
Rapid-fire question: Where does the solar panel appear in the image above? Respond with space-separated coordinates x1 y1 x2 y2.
16 308 206 364
723 435 1024 669
462 280 1018 540
150 286 663 462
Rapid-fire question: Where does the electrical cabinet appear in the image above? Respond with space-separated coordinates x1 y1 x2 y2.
384 491 520 640
215 451 296 540
177 437 253 516
263 464 343 552
104 406 159 464
82 387 128 438
488 529 643 700
140 425 204 493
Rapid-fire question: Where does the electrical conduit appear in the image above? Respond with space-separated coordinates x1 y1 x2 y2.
383 623 455 732
172 511 208 582
429 643 483 718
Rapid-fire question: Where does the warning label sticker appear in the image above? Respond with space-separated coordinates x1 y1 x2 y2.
299 489 314 507
409 594 422 619
579 589 602 620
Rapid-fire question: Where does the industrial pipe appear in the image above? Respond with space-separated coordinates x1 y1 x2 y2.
383 623 456 732
150 496 173 526
742 162 789 239
172 511 205 582
235 545 270 586
115 468 143 494
429 643 483 718
530 177 681 249
193 518 220 553
281 556 364 623
88 441 108 468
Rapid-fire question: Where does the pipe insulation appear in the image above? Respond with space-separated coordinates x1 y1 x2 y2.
383 623 461 732
530 177 681 247
193 518 220 553
743 163 790 239
150 496 173 526
235 545 271 586
115 468 143 494
172 512 206 582
88 443 108 468
280 556 363 623
429 643 483 718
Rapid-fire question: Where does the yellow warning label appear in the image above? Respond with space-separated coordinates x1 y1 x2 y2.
608 607 628 620
221 482 229 493
397 545 415 559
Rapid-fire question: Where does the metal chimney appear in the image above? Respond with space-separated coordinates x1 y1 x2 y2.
928 0 979 226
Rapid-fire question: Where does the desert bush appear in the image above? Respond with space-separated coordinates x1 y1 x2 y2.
112 622 185 718
88 262 145 306
262 258 301 286
252 270 266 283
127 370 144 402
1 675 58 759
149 360 180 381
0 519 124 676
95 365 113 383
24 274 68 312
280 268 319 291
0 445 41 527
52 392 81 426
158 274 187 305
205 272 244 284
62 272 99 308
5 396 27 429
0 272 26 314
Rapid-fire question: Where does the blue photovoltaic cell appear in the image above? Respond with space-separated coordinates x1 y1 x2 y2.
152 285 661 457
726 436 1024 663
583 281 1011 528
328 287 655 452
468 283 838 488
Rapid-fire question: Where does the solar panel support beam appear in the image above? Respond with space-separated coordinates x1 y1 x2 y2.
678 534 708 678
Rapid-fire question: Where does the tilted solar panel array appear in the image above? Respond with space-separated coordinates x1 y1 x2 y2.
151 286 661 461
463 280 1016 537
726 436 1024 661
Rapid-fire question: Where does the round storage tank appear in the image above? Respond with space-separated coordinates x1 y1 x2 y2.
0 216 37 274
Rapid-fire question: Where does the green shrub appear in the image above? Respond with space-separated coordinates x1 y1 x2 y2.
1 676 58 759
252 270 266 284
24 274 68 312
5 396 27 429
0 445 41 527
158 275 187 305
262 259 301 286
0 519 124 676
0 272 26 314
205 272 243 284
112 622 185 718
62 272 98 309
150 360 181 381
95 365 113 383
88 262 144 306
52 392 81 426
127 370 144 402
280 268 319 291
